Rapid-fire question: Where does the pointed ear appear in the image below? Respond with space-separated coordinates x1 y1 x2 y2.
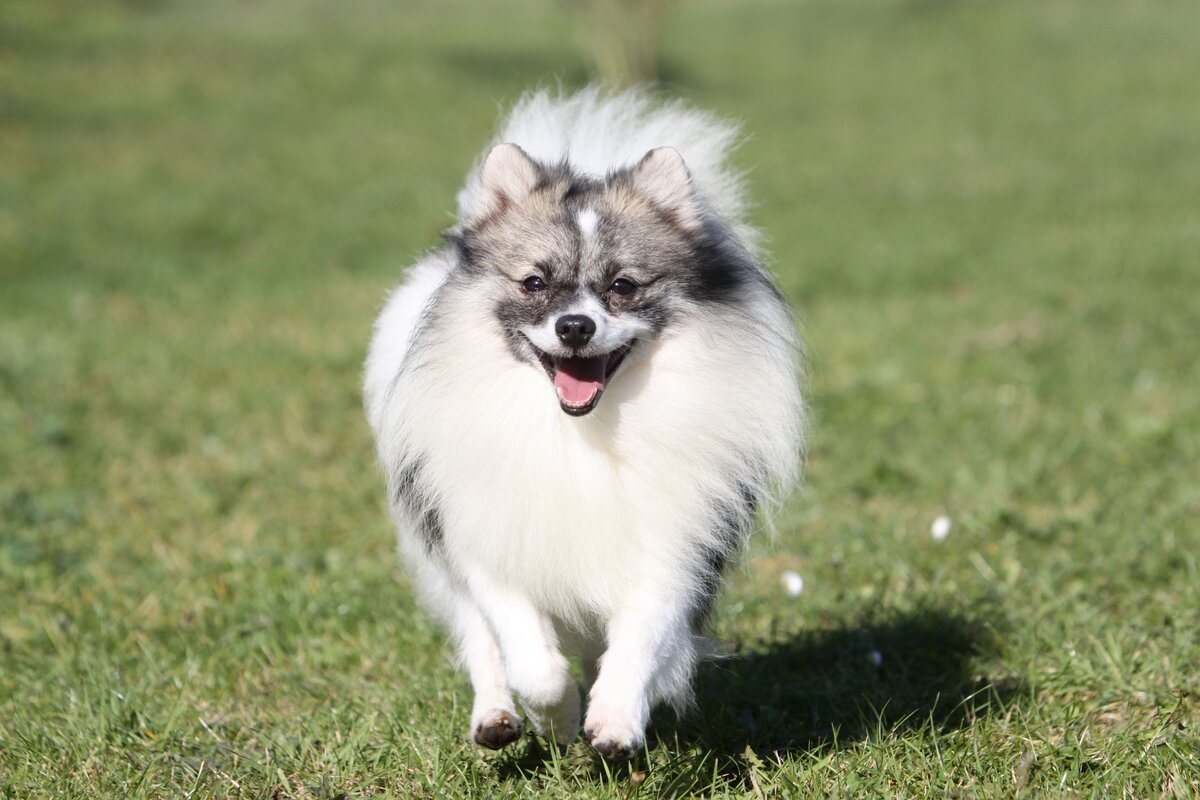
630 147 702 231
470 143 540 223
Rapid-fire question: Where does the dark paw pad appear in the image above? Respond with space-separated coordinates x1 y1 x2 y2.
591 736 638 760
474 711 523 750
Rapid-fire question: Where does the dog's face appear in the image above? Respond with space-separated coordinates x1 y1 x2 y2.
456 144 729 416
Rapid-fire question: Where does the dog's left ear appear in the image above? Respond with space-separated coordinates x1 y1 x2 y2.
630 147 702 232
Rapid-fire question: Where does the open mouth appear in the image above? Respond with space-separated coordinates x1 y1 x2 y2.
529 341 634 416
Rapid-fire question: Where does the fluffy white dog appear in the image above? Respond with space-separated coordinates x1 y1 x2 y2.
364 87 803 759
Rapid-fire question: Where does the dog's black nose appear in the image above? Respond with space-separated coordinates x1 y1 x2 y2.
555 314 596 348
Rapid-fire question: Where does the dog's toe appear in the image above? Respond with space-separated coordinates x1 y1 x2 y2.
584 702 644 760
590 735 639 761
473 710 523 750
586 721 642 760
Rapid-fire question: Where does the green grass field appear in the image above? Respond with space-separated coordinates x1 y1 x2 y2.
3 0 1199 796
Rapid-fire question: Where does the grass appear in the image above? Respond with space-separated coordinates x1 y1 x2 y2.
2 0 1199 796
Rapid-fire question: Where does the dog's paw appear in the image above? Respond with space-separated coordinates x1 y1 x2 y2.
584 706 644 760
472 709 523 750
590 734 640 761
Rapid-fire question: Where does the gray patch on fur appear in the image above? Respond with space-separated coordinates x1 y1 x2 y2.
392 455 444 554
691 474 761 632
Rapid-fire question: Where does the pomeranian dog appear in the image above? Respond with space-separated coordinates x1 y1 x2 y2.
364 88 803 759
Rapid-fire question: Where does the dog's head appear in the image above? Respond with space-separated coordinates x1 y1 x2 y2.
454 143 752 416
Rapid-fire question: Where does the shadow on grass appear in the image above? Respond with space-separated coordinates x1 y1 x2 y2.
495 606 1024 790
678 606 1020 753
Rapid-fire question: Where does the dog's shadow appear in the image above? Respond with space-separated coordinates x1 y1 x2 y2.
495 606 1023 788
671 606 1020 753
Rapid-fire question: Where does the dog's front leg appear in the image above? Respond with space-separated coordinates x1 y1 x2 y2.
449 594 523 749
466 569 580 743
585 596 697 759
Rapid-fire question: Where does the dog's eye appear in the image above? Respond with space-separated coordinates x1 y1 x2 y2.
609 277 637 296
522 275 547 293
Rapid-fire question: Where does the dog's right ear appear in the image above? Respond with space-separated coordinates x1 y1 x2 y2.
469 143 540 224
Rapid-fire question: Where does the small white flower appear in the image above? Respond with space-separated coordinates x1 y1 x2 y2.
868 650 883 667
781 570 804 596
931 515 952 541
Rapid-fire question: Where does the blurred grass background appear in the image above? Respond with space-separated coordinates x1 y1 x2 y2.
2 0 1199 796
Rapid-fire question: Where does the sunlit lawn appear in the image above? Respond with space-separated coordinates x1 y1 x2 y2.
2 0 1198 796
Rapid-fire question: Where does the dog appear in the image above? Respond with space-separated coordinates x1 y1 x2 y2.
363 87 803 759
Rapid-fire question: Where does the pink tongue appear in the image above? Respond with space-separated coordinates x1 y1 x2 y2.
554 356 607 406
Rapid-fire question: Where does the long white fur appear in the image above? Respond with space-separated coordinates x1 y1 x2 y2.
364 88 803 754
